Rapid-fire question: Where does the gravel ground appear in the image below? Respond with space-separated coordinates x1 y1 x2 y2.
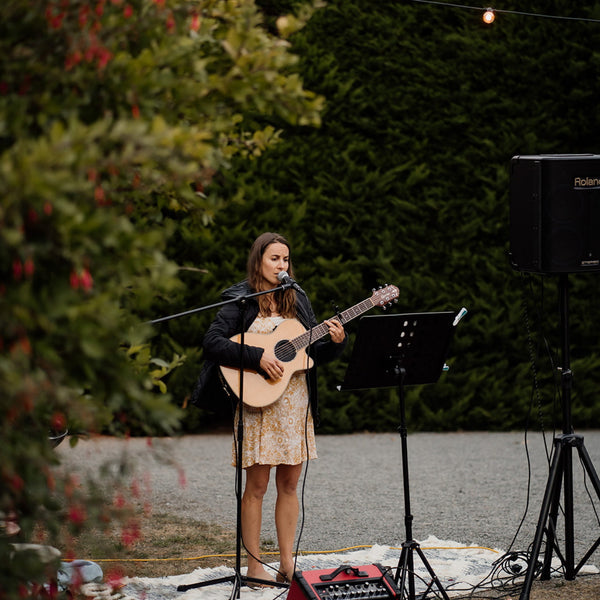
57 430 600 596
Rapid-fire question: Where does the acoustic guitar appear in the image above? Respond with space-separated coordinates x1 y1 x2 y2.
220 284 399 407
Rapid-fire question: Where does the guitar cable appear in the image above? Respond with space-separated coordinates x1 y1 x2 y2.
291 316 315 583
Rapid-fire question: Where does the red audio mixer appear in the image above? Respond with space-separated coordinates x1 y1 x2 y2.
287 564 400 600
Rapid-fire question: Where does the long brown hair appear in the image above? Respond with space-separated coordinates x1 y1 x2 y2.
247 232 297 318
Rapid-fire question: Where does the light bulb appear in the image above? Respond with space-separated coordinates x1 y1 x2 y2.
483 8 495 24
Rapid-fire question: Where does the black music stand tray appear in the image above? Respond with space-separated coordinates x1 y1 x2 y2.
339 312 458 600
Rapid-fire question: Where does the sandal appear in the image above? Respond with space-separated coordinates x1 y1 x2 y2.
246 578 276 590
276 571 292 584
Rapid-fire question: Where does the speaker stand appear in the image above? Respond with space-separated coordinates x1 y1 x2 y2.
519 274 600 600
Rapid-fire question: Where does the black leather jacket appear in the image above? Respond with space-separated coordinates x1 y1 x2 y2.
191 280 347 423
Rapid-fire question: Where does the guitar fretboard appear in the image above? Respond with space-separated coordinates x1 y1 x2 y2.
292 297 375 350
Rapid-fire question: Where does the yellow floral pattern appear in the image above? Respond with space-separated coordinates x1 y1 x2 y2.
232 316 317 468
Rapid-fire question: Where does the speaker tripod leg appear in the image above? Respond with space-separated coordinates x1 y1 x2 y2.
395 541 450 600
541 446 565 580
573 439 600 574
413 544 450 600
520 437 568 600
396 542 414 599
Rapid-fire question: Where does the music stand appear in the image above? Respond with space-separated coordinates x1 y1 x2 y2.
339 311 459 600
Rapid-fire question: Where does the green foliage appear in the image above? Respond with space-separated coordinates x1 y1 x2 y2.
0 0 323 594
168 0 600 434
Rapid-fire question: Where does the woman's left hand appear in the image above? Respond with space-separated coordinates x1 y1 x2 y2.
325 319 345 344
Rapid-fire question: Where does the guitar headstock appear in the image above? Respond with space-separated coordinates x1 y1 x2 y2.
370 284 399 308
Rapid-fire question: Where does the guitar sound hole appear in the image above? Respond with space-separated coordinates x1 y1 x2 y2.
274 340 296 362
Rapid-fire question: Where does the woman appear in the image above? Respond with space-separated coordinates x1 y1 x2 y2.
199 232 347 585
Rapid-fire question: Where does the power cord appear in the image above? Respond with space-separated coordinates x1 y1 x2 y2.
453 273 563 598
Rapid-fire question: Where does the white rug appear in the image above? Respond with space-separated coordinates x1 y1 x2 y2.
81 537 598 600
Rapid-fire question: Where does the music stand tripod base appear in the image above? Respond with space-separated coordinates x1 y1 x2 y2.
339 312 458 600
177 575 288 593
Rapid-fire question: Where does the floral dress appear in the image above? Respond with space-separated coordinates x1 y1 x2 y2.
232 316 318 468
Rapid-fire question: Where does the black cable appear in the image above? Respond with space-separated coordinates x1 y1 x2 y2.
450 273 560 599
289 317 314 583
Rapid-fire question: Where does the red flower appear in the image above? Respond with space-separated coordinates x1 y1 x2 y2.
166 11 175 32
106 568 124 590
24 257 35 278
80 268 94 292
49 12 65 29
46 579 59 599
7 473 25 493
44 201 53 216
121 520 141 546
68 504 87 526
27 208 38 224
131 104 140 119
63 549 76 561
51 412 66 431
79 5 90 27
94 185 105 204
65 51 83 71
123 4 133 18
70 270 80 290
97 47 113 70
190 13 200 32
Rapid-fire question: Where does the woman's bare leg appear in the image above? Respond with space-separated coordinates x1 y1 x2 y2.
242 464 273 580
274 463 303 580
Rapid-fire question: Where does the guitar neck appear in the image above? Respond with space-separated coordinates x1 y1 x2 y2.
293 297 376 351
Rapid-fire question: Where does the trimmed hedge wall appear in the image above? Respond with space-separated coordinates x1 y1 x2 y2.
160 1 600 433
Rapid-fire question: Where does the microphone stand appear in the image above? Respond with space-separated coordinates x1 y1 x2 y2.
149 284 293 597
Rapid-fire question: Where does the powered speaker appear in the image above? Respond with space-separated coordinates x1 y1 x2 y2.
287 564 400 600
509 154 600 273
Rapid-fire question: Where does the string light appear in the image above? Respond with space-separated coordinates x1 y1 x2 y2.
482 7 495 24
405 0 600 24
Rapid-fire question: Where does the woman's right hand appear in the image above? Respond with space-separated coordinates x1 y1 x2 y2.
260 352 284 380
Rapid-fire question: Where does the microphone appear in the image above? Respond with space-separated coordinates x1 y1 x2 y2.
277 271 304 294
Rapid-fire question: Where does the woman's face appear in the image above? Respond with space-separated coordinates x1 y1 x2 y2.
260 242 290 288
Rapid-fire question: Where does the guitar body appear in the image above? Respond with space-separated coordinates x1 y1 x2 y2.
218 284 399 408
220 319 315 408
